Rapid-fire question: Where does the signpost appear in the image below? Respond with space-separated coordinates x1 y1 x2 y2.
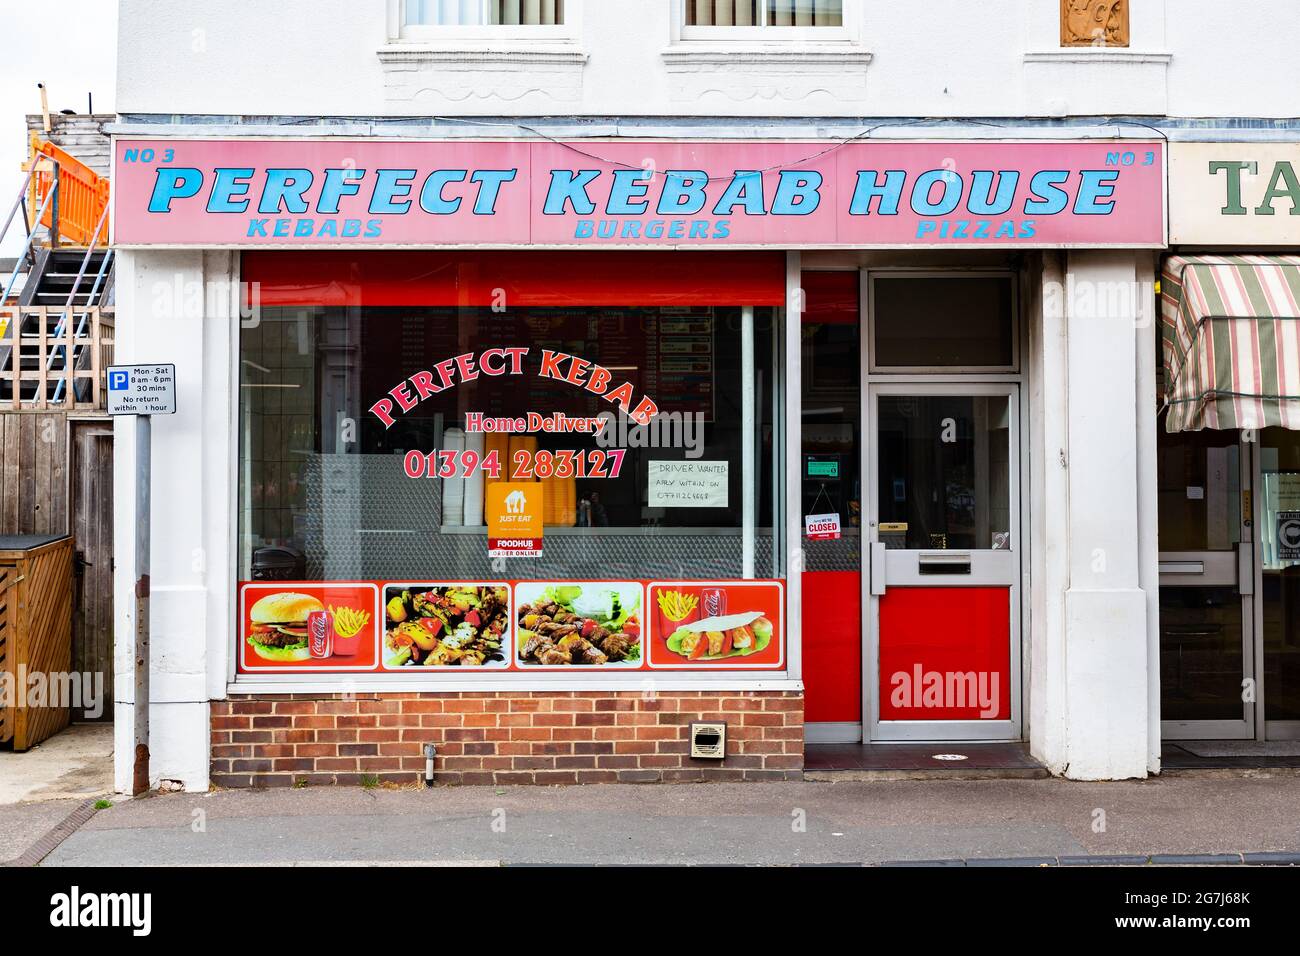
106 364 176 795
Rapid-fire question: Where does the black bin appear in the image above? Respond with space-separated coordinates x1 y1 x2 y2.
251 545 306 581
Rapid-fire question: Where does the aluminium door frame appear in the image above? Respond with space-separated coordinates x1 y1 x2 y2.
1159 436 1255 740
862 378 1024 742
1254 436 1300 741
851 266 1030 744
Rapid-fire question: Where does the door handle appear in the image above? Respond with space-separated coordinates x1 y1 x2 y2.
1158 561 1205 574
870 542 887 596
1238 542 1254 596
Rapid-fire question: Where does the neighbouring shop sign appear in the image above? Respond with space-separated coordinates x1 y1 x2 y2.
1170 143 1300 244
113 139 1166 248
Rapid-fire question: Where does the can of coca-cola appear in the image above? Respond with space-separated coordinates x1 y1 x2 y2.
307 609 333 659
701 587 727 619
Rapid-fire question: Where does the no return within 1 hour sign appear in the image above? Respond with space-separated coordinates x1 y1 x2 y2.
106 364 177 415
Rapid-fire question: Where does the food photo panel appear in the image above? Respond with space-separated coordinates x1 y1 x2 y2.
238 582 380 672
647 581 784 669
514 582 644 667
381 583 511 669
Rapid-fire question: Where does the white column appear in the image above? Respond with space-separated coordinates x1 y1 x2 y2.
1029 251 1154 780
114 249 237 793
741 305 755 578
785 251 802 683
1134 254 1161 776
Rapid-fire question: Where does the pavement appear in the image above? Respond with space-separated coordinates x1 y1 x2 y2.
0 723 114 805
7 772 1298 866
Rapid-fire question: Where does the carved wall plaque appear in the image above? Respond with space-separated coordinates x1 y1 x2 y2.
1061 0 1129 47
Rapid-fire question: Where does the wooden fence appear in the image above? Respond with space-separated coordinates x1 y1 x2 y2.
0 306 114 411
0 412 69 535
0 564 12 745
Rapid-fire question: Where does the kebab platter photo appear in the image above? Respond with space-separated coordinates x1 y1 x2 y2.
516 583 642 666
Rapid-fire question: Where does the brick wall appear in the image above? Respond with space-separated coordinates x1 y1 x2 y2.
211 691 803 787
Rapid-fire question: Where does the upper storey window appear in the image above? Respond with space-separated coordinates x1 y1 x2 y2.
684 0 844 34
403 0 566 28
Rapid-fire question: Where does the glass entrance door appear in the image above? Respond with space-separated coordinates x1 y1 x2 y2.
1260 428 1300 739
1157 430 1254 739
865 384 1020 741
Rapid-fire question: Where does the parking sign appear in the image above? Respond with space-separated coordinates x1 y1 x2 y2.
106 364 177 416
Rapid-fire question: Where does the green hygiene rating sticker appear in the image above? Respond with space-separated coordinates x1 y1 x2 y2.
806 460 838 479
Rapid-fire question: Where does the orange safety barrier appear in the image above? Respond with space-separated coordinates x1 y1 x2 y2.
26 132 110 247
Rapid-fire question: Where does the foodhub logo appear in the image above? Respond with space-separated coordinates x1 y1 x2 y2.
488 483 543 557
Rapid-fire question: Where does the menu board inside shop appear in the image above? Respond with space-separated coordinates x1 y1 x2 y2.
537 308 713 421
646 310 715 420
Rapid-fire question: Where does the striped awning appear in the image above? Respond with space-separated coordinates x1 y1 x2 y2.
1162 255 1300 432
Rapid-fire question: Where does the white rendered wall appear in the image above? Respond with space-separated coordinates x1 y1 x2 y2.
116 0 1300 120
113 249 237 793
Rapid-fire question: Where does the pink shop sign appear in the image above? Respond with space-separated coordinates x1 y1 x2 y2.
112 138 1166 248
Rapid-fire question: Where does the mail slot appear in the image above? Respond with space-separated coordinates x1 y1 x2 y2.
917 552 972 575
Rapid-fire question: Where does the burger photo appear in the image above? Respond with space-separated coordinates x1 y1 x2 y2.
246 592 324 662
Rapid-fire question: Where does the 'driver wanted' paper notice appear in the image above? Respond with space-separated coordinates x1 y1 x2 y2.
648 461 729 508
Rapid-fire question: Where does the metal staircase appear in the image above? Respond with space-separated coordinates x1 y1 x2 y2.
1 132 114 410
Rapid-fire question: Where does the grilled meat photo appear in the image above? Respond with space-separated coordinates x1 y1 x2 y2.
516 593 639 666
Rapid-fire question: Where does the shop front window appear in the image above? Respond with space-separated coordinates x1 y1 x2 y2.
236 254 786 677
